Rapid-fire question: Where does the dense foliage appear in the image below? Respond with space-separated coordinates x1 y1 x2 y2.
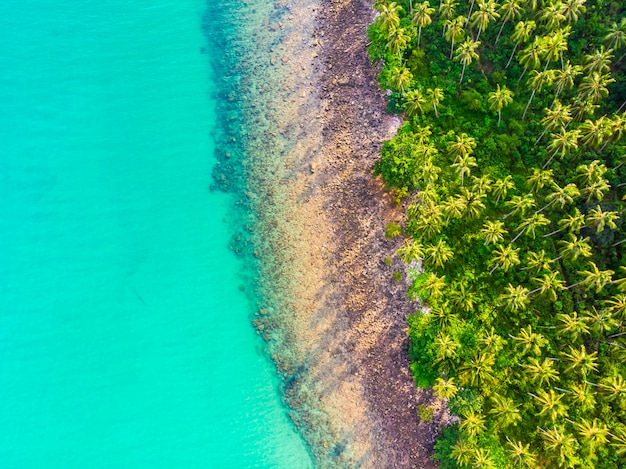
368 0 626 467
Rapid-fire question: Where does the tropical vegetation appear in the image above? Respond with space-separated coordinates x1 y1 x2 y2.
368 0 626 467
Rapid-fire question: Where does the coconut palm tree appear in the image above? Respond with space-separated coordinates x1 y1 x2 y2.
530 271 565 300
531 389 568 422
422 272 447 300
579 72 615 103
480 220 508 245
578 116 611 147
551 62 582 105
576 160 608 186
561 0 586 23
506 20 536 69
488 84 514 126
491 175 515 203
425 87 444 117
450 438 473 467
509 325 547 355
397 240 425 263
571 96 598 121
445 16 467 59
543 127 579 168
540 1 566 31
470 0 499 42
517 37 542 81
586 205 619 233
535 100 573 144
560 345 599 376
523 249 552 272
600 112 626 152
583 46 614 74
566 261 614 292
403 89 427 116
544 207 584 237
386 26 413 60
375 1 403 32
424 239 454 268
490 245 521 273
573 418 609 451
582 178 610 202
600 374 626 400
451 154 478 185
489 395 521 430
511 213 550 243
388 65 413 93
495 0 523 44
605 294 626 320
584 306 618 335
446 132 476 161
472 448 497 468
458 352 496 387
527 168 554 193
556 310 590 339
412 1 435 47
604 18 626 63
439 0 458 35
535 182 579 213
506 438 538 469
523 356 560 386
454 38 480 85
504 193 536 218
538 425 577 465
500 284 530 311
523 69 555 120
433 377 458 399
555 233 592 261
433 332 460 362
470 174 492 194
540 28 569 70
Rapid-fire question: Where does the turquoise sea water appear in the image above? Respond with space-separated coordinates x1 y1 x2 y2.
0 0 312 467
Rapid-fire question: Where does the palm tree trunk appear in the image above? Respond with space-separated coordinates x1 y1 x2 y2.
542 149 559 169
489 263 500 274
495 20 507 45
535 127 548 145
459 62 467 85
522 89 537 120
517 65 528 83
612 239 626 247
418 26 422 48
543 228 563 238
498 110 502 127
543 59 551 72
511 227 528 244
433 101 439 118
506 42 519 69
467 0 476 21
475 26 483 42
450 39 455 59
536 198 557 214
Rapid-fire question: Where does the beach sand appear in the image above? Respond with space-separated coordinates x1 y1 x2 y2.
230 0 449 466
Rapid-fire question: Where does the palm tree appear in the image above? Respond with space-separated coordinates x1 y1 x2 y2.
586 205 619 233
412 1 435 47
583 46 614 74
523 357 560 386
511 213 550 243
566 261 614 292
424 239 454 268
604 18 626 63
556 310 590 339
387 25 413 60
522 249 552 272
579 72 615 104
540 28 569 70
491 175 515 204
605 294 626 320
578 116 611 147
451 154 477 185
506 438 538 469
470 0 499 42
480 220 508 245
454 38 480 85
530 389 568 422
535 101 573 145
584 306 618 335
540 1 566 31
517 37 542 81
439 0 458 35
554 233 592 261
375 1 403 32
489 395 521 430
472 448 497 469
422 272 447 300
576 160 608 186
523 69 555 120
544 207 584 237
562 0 586 23
403 89 427 116
527 168 554 193
509 325 547 355
600 374 626 400
600 112 626 152
446 132 476 161
445 16 466 59
458 352 496 387
582 178 610 202
495 0 523 44
388 65 413 94
504 193 535 219
488 84 514 126
433 332 460 362
573 418 609 451
536 182 579 213
433 377 458 399
470 174 492 194
397 240 425 263
426 87 444 117
543 127 579 168
500 284 530 311
450 438 473 467
552 62 582 105
539 426 578 465
506 20 536 69
560 345 599 376
490 245 521 273
571 96 598 121
530 271 565 300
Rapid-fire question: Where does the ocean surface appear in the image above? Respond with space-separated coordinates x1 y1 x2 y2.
0 0 312 467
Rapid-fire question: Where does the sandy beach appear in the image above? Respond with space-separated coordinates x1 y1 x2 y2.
227 0 448 466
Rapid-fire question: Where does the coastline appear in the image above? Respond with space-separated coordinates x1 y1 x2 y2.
216 0 445 466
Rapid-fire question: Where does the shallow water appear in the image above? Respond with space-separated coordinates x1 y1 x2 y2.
0 0 312 466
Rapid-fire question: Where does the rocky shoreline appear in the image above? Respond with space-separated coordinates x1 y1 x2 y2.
227 0 448 466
